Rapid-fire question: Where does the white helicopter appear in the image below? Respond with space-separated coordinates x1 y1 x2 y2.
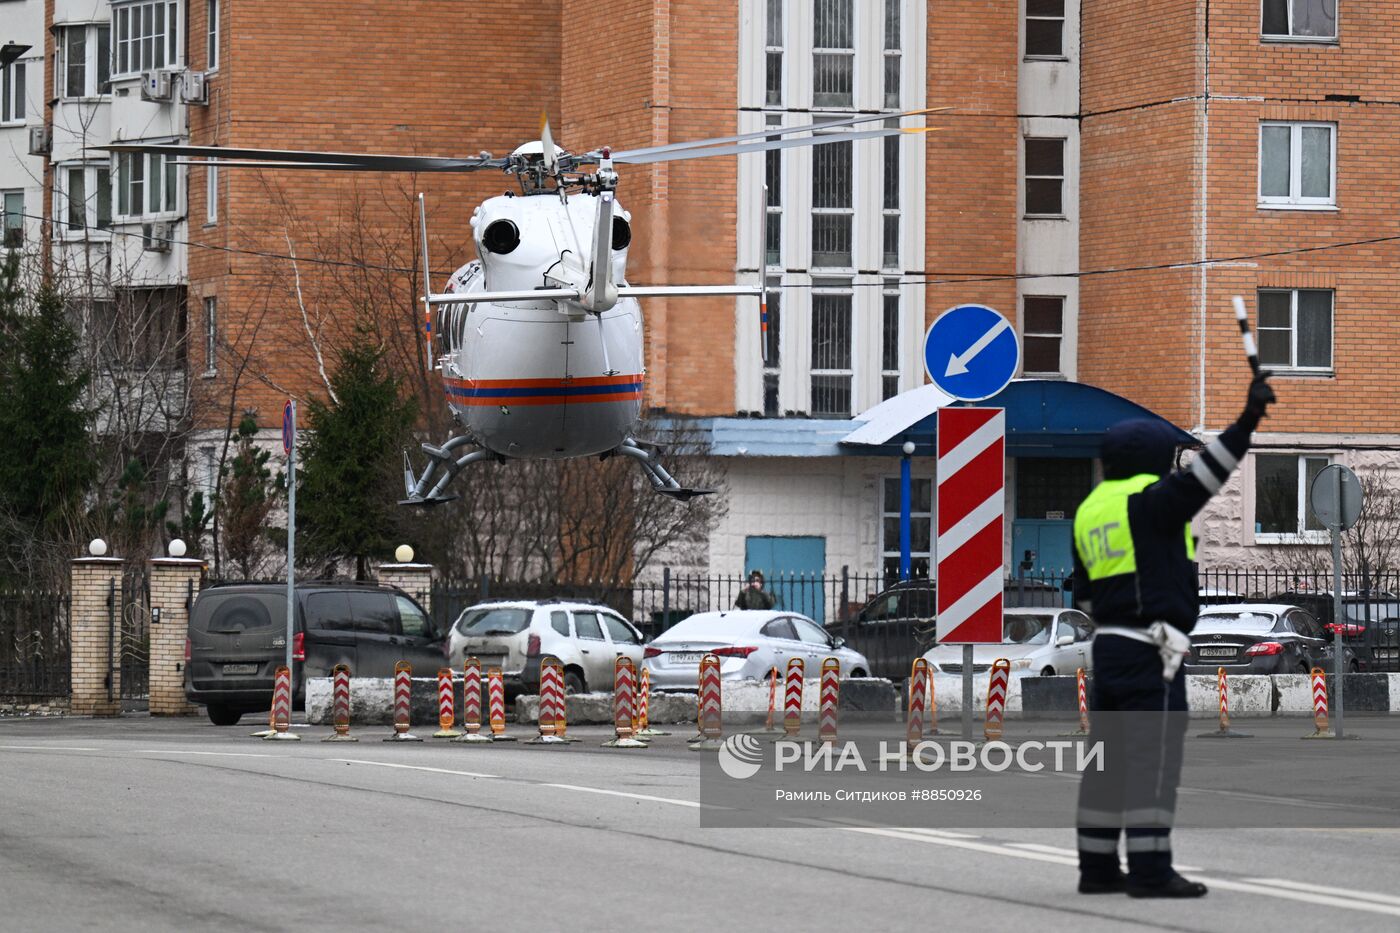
103 109 933 503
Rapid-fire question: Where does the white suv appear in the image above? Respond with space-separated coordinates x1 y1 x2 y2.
445 599 646 695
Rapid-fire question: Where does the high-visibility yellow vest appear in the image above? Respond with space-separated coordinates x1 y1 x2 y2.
1074 474 1194 581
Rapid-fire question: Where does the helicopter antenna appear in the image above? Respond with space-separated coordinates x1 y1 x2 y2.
418 192 433 348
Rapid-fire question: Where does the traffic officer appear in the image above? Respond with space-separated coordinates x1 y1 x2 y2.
1071 373 1276 898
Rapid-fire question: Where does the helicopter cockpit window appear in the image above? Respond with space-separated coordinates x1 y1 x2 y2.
482 219 520 255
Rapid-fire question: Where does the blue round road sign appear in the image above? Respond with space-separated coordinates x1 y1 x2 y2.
924 304 1020 402
282 399 294 455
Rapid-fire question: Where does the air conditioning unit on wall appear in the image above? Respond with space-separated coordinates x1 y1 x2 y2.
140 70 174 103
181 71 208 105
28 125 50 155
143 221 172 253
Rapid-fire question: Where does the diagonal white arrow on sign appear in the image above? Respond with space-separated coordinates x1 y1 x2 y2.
945 316 1012 377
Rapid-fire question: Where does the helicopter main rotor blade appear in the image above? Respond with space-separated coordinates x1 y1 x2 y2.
600 106 945 161
96 143 505 173
610 126 935 167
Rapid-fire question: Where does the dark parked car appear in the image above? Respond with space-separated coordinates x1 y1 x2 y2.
824 577 1067 681
185 581 445 726
1270 591 1400 672
1183 603 1358 676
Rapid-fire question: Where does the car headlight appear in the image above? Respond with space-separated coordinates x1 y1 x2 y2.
1009 658 1033 670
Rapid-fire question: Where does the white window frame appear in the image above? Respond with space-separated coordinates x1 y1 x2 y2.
811 131 854 271
1258 121 1336 209
205 164 218 224
880 279 901 400
54 163 113 240
1025 0 1068 60
1251 453 1334 544
1021 294 1065 376
878 475 933 576
203 295 217 376
1 58 25 124
1261 0 1338 42
207 0 220 71
3 190 24 250
812 0 856 110
55 23 112 100
113 1 183 78
116 150 182 220
1255 288 1334 373
1024 136 1067 218
810 277 855 417
199 444 218 500
882 0 901 108
764 0 781 106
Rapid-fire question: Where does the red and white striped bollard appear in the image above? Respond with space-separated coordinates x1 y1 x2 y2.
635 666 668 737
321 663 357 742
906 657 929 752
434 667 461 738
783 657 804 737
487 667 515 741
528 657 567 745
984 658 1010 743
452 657 492 744
1303 666 1334 739
384 660 422 741
818 657 840 746
688 653 724 750
264 664 300 741
605 657 647 748
1199 666 1251 738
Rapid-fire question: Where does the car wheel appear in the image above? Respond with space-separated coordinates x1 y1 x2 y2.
849 668 867 678
1041 666 1056 677
1349 660 1360 674
206 705 242 726
1297 661 1311 675
563 669 586 695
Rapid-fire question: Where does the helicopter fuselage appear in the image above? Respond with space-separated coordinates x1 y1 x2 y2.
434 190 644 459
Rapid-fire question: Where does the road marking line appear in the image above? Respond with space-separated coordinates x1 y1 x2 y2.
880 826 981 840
0 745 99 751
541 783 703 809
1241 878 1400 908
1004 843 1200 872
330 759 497 779
1205 878 1400 918
136 750 274 758
843 826 1077 866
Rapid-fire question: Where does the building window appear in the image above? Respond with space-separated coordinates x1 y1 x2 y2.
114 1 182 76
117 151 180 217
205 164 218 224
203 296 217 374
1259 122 1335 207
765 0 782 106
1 58 24 123
207 0 220 70
813 0 854 109
1026 0 1066 57
763 285 781 416
883 0 901 108
811 278 853 416
812 136 853 268
199 444 218 500
1257 289 1332 371
56 164 112 237
3 191 22 249
765 115 782 265
1255 454 1331 539
1262 0 1336 40
880 476 932 580
1016 458 1092 521
1024 138 1065 216
882 134 899 268
56 24 111 99
1022 296 1064 375
881 280 900 401
108 286 186 368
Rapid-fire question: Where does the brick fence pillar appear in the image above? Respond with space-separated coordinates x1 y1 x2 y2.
70 555 123 717
148 557 204 716
376 560 434 615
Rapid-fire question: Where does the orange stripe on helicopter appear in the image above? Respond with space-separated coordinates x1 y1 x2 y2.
442 373 644 407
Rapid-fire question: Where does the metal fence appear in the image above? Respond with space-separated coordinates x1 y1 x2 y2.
0 589 70 699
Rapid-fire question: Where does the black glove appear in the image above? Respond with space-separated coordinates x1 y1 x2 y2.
1244 372 1276 421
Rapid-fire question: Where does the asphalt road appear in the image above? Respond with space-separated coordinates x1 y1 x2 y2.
3 715 1400 932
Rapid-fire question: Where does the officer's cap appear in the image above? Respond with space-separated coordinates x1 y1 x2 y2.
1101 419 1179 480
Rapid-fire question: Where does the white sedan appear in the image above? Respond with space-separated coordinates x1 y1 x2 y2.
922 608 1096 676
643 610 872 690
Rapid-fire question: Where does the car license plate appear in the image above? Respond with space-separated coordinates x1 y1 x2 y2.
222 663 258 675
1197 647 1235 658
669 652 703 664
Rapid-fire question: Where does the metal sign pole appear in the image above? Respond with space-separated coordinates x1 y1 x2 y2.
285 400 297 677
1332 469 1345 739
962 646 973 741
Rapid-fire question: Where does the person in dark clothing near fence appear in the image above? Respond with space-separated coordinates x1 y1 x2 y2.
1071 372 1277 898
734 570 776 610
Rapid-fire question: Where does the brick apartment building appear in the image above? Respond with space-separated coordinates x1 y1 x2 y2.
3 1 1396 595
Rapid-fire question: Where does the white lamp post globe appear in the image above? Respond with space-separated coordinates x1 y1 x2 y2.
89 538 108 557
395 544 415 564
902 441 916 456
168 539 187 558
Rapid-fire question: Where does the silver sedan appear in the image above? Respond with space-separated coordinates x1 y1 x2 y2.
643 610 872 690
922 607 1096 676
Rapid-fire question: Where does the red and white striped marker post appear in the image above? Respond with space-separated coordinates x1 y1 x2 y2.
634 666 668 737
928 670 939 735
783 657 805 737
983 659 1010 743
264 664 300 741
752 665 786 738
688 653 724 750
1061 667 1091 737
434 667 461 738
321 663 357 742
906 658 929 753
452 657 492 744
487 667 516 741
1303 667 1335 739
1199 666 1251 738
384 660 423 742
818 658 840 746
605 657 648 748
527 658 567 745
936 407 1007 742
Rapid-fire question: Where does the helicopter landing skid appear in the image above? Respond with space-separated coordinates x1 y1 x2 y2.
614 439 714 501
399 441 496 507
